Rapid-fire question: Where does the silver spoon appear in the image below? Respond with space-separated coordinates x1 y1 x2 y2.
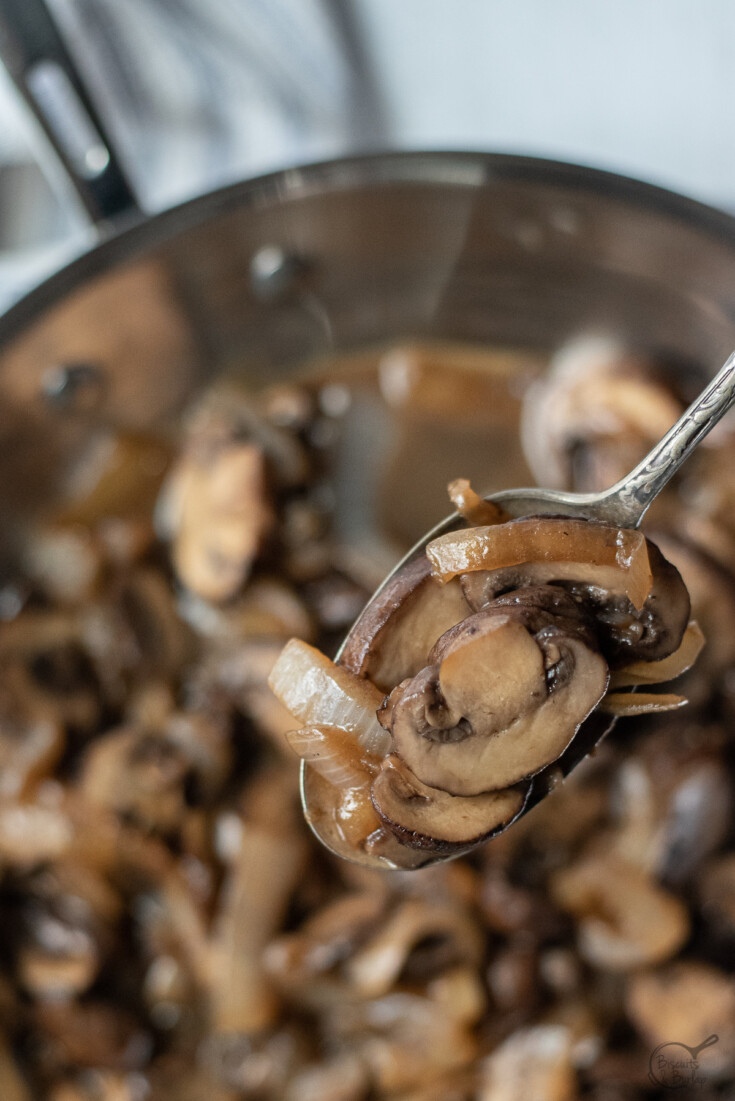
302 346 735 866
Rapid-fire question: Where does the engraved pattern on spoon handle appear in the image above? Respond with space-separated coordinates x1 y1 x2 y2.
601 347 735 527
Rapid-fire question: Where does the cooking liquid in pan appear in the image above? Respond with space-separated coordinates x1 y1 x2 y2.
298 341 543 573
4 335 735 1096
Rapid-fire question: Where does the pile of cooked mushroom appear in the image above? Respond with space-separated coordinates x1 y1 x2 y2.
271 485 702 869
1 340 735 1099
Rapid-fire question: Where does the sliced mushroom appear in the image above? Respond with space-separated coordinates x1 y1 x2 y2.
179 577 313 645
609 721 732 884
78 711 231 834
332 990 478 1094
81 569 195 698
0 612 102 733
427 965 487 1026
386 605 608 795
24 524 104 605
609 620 704 687
649 531 735 702
264 891 391 1011
346 897 484 998
627 961 735 1078
159 441 274 603
55 431 172 530
209 813 306 1035
15 862 119 1002
486 939 539 1015
569 540 690 664
371 754 529 854
520 336 685 493
550 852 690 971
339 554 469 692
48 1071 146 1101
455 526 690 666
477 1023 578 1101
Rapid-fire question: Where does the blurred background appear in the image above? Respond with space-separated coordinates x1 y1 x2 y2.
1 0 735 310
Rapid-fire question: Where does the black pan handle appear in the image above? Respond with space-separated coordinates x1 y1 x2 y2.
0 0 141 224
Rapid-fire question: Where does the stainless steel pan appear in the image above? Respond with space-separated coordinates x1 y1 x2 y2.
3 2 735 566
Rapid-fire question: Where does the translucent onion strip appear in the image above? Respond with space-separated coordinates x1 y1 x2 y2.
600 692 687 716
268 639 391 756
286 726 376 788
447 478 508 527
610 621 705 688
427 518 652 609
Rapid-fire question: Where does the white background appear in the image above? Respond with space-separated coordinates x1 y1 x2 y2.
2 0 735 305
351 0 735 211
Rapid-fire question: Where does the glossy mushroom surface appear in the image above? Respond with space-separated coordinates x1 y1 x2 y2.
272 506 698 870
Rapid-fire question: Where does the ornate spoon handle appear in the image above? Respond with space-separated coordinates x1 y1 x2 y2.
595 347 735 528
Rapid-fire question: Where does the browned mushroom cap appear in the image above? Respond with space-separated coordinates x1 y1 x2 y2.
434 585 597 657
385 604 608 796
520 337 684 493
569 540 690 665
158 440 274 604
15 862 119 1001
371 755 529 854
609 721 731 884
78 711 231 834
626 962 735 1077
551 852 690 971
478 1023 578 1101
346 897 484 998
649 531 735 700
339 555 469 692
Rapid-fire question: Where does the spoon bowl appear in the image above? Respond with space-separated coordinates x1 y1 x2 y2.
302 345 735 867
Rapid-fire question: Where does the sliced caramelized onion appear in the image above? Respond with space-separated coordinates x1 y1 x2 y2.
447 478 508 527
268 639 390 756
285 726 376 788
427 517 652 610
599 691 687 716
302 767 387 866
610 620 705 687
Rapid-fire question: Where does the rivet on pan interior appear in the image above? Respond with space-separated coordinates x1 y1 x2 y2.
249 245 309 301
40 362 105 410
